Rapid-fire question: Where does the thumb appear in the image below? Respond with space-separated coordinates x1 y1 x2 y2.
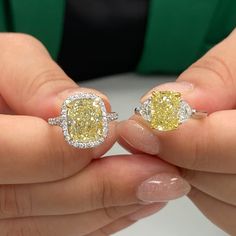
0 33 110 119
142 28 236 113
118 28 236 172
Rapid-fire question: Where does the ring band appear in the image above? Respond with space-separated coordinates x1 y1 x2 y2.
135 91 207 131
48 93 118 149
48 112 118 126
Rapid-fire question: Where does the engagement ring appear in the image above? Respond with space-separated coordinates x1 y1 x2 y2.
135 91 207 131
48 93 118 148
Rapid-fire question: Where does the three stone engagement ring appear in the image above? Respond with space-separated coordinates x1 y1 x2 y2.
135 91 207 131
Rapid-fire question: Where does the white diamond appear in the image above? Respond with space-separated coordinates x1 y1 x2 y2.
140 99 152 122
178 101 192 123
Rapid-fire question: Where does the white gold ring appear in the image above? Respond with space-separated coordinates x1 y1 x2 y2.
135 91 207 131
48 93 118 149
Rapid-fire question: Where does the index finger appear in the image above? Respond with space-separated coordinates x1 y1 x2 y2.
0 33 111 118
0 115 117 184
0 33 116 183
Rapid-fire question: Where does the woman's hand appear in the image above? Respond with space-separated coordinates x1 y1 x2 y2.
0 33 190 235
118 29 236 235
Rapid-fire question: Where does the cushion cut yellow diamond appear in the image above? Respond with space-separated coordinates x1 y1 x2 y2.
150 91 181 131
66 98 104 143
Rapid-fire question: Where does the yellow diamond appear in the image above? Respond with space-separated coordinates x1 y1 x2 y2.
66 98 105 143
150 91 181 131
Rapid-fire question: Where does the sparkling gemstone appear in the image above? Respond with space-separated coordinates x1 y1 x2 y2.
178 101 193 123
150 91 181 131
140 99 152 122
66 98 105 143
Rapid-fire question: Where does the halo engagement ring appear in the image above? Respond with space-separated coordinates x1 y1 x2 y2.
135 91 207 131
48 93 118 148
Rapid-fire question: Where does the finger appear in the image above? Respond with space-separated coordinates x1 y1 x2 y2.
117 134 143 155
182 169 236 206
0 96 12 114
85 218 136 236
120 110 236 173
117 29 236 172
0 33 110 118
0 204 150 236
118 119 161 155
188 187 236 235
86 203 166 236
0 115 117 184
0 155 188 219
143 28 236 113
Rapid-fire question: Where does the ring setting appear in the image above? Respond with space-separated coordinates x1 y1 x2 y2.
48 93 118 148
135 91 207 131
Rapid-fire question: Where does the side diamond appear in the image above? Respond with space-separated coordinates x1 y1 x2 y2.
140 99 152 122
178 101 192 123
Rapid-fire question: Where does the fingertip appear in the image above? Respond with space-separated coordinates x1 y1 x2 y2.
140 81 194 103
54 87 111 115
118 118 160 155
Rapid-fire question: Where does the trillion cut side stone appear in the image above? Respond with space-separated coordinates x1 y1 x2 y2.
66 98 105 143
178 101 193 123
140 99 152 122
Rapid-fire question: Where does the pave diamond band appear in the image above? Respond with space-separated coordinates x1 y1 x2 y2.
191 109 208 119
48 93 118 149
48 112 118 127
48 117 63 126
135 91 207 131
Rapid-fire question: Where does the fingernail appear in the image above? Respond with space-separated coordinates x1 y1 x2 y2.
129 203 166 221
141 81 194 102
137 173 191 203
53 87 111 114
118 120 160 155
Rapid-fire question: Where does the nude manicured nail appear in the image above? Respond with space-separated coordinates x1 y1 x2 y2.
119 120 160 155
141 81 194 102
137 173 191 203
129 203 166 221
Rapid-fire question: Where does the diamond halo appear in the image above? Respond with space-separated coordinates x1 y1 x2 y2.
48 93 118 149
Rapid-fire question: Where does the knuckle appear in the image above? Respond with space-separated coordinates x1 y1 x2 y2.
0 185 33 218
187 186 201 200
180 168 195 183
24 68 67 103
98 227 114 236
91 161 115 211
188 122 211 170
102 206 123 222
36 124 82 182
50 137 81 180
191 55 234 86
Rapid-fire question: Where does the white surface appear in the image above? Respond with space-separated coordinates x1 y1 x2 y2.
80 74 227 236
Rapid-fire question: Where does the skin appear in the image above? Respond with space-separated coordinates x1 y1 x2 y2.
0 33 183 236
118 29 236 235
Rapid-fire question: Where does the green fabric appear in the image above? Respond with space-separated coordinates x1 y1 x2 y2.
0 0 65 59
0 0 236 71
0 1 7 31
137 0 236 74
